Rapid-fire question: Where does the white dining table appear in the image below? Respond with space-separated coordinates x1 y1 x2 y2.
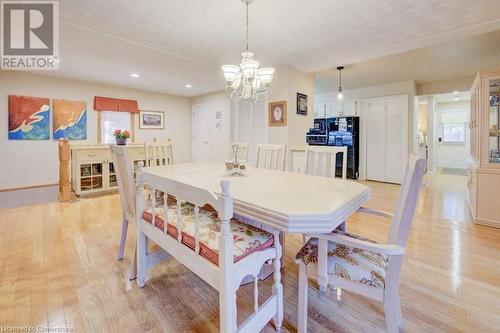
142 161 371 234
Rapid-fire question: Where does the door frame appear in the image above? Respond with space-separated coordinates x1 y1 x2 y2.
359 94 408 183
192 103 210 162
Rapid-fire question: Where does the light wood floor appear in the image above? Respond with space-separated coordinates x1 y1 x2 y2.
1 174 499 332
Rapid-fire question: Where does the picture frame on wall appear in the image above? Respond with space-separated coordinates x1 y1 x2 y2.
268 101 287 127
139 110 165 129
296 93 308 115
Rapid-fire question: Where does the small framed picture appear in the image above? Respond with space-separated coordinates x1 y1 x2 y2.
139 110 164 129
297 93 308 115
269 101 287 127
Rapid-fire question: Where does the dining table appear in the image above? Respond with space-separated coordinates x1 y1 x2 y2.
141 161 371 284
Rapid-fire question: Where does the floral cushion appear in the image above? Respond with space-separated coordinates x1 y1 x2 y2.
295 231 387 289
142 203 274 266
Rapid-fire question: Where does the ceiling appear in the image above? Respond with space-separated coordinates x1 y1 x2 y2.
316 29 500 93
28 0 500 96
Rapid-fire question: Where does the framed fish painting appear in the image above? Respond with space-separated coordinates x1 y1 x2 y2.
53 99 87 140
8 95 50 140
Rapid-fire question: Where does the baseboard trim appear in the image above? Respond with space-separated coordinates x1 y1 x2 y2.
473 217 500 228
0 183 58 192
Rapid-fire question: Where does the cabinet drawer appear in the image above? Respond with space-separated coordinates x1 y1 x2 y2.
75 150 105 162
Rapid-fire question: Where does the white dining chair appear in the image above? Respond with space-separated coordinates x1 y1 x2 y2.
110 145 138 279
145 139 174 167
295 155 426 333
256 143 287 171
304 144 347 179
230 142 249 162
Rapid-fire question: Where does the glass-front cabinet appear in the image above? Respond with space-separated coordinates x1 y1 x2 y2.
489 78 500 164
468 69 500 229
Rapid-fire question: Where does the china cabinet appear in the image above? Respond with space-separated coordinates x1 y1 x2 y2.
71 144 148 196
467 68 500 228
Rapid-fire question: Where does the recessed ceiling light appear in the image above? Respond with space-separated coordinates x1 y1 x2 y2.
185 83 192 88
453 91 459 94
131 73 140 78
454 96 459 101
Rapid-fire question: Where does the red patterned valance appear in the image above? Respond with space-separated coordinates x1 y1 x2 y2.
93 96 139 113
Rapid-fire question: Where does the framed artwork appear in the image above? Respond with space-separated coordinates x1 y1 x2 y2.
139 110 165 129
8 95 50 140
53 99 87 140
268 101 287 127
297 93 308 115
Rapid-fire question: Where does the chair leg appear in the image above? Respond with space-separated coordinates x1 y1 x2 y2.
384 298 400 333
117 216 128 260
297 263 308 333
396 294 404 329
128 240 137 281
136 225 147 288
272 231 284 331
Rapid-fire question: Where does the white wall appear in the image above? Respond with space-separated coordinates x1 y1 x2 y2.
435 101 470 169
0 71 192 189
192 91 231 162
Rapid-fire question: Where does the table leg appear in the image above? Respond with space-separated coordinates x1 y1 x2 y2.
317 238 328 293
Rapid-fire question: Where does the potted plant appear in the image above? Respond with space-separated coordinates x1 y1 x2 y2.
114 129 131 145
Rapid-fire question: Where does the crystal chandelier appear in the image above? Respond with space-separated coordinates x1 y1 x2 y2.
221 0 274 103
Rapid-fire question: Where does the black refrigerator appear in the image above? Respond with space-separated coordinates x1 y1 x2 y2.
326 116 359 179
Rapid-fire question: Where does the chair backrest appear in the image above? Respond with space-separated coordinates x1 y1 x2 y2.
388 154 426 247
230 142 249 162
136 167 234 264
110 145 137 220
256 143 287 171
145 139 174 167
304 145 347 179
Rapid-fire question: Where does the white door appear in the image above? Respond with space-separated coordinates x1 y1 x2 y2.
366 100 387 182
192 103 210 162
385 98 405 183
364 95 407 184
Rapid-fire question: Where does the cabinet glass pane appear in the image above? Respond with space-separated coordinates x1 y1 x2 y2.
81 164 91 177
92 176 103 189
81 177 91 191
109 162 115 174
109 174 117 187
92 163 102 175
489 79 500 163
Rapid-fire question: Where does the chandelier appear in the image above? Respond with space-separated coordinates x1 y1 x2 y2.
221 0 274 103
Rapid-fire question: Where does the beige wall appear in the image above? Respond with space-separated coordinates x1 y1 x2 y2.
192 91 231 161
0 71 192 189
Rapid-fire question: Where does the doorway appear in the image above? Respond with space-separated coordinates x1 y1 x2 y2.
192 103 210 162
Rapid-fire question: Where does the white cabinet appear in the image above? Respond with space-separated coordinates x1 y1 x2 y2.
314 101 358 119
71 144 147 196
363 96 408 184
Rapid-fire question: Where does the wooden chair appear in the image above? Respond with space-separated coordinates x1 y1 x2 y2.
256 144 287 171
230 142 249 162
295 155 426 333
145 139 174 167
304 145 347 179
135 166 284 333
110 145 138 279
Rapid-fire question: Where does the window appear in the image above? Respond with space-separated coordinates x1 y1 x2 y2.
100 111 132 144
442 123 465 143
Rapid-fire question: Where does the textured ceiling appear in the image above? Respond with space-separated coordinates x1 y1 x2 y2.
32 0 500 96
315 30 500 93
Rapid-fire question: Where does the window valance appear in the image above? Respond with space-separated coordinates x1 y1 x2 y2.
93 96 139 113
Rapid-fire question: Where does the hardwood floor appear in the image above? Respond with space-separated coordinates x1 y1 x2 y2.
1 174 499 332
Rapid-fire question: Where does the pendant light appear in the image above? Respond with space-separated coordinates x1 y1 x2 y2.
337 66 344 100
221 0 274 103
